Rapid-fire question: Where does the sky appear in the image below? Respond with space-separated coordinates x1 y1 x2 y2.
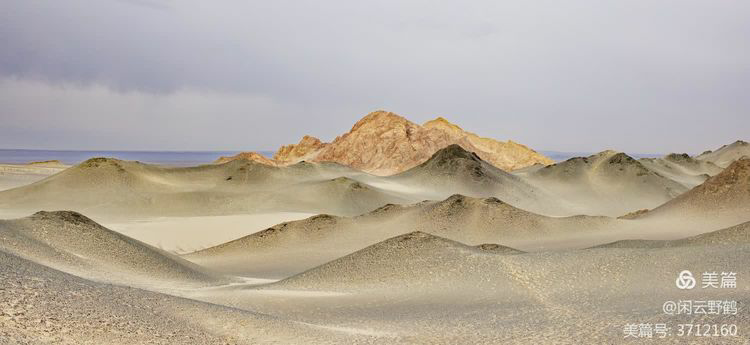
1 0 748 154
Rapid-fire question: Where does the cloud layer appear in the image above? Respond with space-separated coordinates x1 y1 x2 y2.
1 0 748 152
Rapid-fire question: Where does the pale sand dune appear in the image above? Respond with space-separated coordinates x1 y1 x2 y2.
184 178 750 280
0 162 67 191
0 157 413 218
593 220 750 248
638 153 723 188
696 140 750 167
2 142 750 344
634 158 750 229
267 176 414 216
0 250 374 345
184 231 750 344
2 175 749 344
267 231 526 291
4 144 743 221
518 150 689 216
104 212 315 254
388 144 564 215
266 230 749 292
0 211 226 286
184 194 631 278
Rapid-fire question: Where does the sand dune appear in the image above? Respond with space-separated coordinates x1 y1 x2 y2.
696 140 750 167
0 162 67 192
5 144 741 220
0 211 222 285
635 158 750 228
0 157 405 218
185 231 749 344
405 194 623 250
388 144 563 214
594 220 750 248
213 151 277 165
3 149 750 344
268 176 413 216
391 144 525 187
638 153 723 188
268 231 524 291
185 194 623 277
519 150 689 216
0 158 224 216
0 249 368 345
267 229 750 293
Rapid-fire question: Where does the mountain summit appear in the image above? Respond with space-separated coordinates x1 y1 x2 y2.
221 110 553 175
423 116 554 171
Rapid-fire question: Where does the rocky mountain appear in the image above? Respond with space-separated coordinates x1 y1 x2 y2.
272 135 326 163
221 110 553 175
307 111 463 175
423 117 554 171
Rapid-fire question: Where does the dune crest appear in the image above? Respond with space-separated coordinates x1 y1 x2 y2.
639 152 722 188
214 152 277 165
388 144 559 213
639 158 750 225
185 193 620 277
267 231 522 291
0 211 222 285
25 160 66 167
519 150 688 216
696 139 750 167
594 220 750 248
0 156 403 217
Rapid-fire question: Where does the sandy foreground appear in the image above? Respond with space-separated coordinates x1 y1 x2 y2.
2 214 748 344
0 148 748 344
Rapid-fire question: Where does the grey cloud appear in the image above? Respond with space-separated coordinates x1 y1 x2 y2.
115 0 172 11
0 0 748 153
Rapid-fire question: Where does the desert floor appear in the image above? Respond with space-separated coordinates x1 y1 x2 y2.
1 148 748 344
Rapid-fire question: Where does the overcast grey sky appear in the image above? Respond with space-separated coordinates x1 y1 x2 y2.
1 0 748 154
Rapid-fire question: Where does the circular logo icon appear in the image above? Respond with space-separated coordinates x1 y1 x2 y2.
676 270 696 290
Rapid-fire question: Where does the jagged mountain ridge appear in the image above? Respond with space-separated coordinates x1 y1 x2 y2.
217 110 553 175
